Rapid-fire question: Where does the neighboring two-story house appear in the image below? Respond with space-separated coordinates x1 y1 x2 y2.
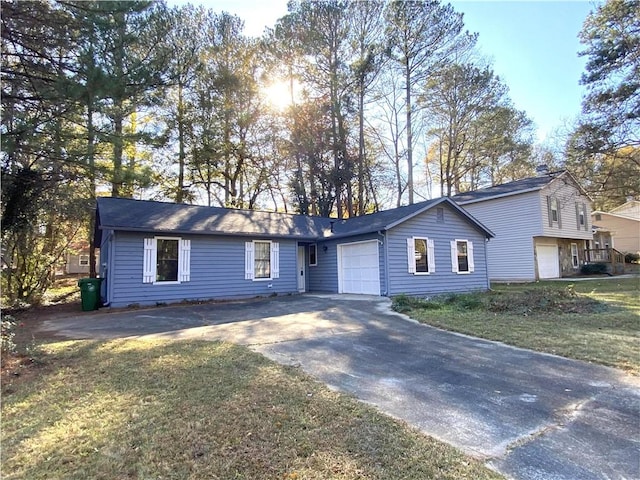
453 171 593 281
591 200 640 256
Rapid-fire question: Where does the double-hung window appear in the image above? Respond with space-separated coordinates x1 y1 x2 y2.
551 198 559 223
571 243 579 269
575 203 587 231
547 196 561 227
143 237 191 284
254 241 271 279
407 237 435 274
245 240 280 280
79 254 90 267
451 239 475 274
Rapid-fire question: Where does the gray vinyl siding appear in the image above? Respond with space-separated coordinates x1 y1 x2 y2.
462 191 542 282
386 203 489 296
309 233 385 295
109 232 298 307
541 181 592 240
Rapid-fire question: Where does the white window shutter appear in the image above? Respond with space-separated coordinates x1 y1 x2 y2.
583 203 588 231
245 242 254 280
271 242 280 279
468 241 475 272
427 238 435 273
450 240 458 273
575 203 580 229
143 238 156 283
546 196 553 227
179 239 191 282
407 238 416 274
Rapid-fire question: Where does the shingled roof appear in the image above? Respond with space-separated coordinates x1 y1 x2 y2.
95 197 329 242
327 197 493 238
452 171 565 204
95 195 493 245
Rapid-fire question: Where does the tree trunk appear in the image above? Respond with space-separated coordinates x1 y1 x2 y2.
176 82 185 203
87 96 97 278
405 65 414 204
357 81 365 215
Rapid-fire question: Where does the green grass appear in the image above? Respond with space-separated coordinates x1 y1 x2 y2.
1 339 501 480
394 277 640 375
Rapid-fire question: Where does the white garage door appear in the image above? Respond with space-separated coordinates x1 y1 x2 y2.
536 244 560 279
338 240 381 295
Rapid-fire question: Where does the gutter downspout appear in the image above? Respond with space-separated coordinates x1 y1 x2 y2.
484 236 491 290
380 230 389 296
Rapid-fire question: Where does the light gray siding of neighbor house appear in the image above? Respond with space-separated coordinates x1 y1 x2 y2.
107 232 298 308
386 203 490 296
66 253 90 274
540 180 592 240
310 232 386 295
459 191 542 282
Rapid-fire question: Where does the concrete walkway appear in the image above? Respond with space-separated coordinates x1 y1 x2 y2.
41 295 640 480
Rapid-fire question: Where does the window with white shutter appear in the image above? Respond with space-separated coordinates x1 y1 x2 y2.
451 239 474 274
143 237 191 284
246 240 279 281
407 237 435 275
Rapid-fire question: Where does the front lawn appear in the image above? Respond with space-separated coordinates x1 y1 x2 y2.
393 277 640 375
1 339 501 480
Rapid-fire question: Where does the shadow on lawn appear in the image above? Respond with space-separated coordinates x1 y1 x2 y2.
2 339 498 480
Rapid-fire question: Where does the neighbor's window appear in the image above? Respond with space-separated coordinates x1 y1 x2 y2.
451 239 475 274
254 241 271 279
309 244 317 266
595 213 602 221
157 238 179 282
571 243 579 269
550 197 559 223
576 203 587 229
79 254 90 267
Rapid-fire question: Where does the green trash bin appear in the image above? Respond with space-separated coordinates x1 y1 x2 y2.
78 278 103 311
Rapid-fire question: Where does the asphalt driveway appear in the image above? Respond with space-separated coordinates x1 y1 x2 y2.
41 294 640 480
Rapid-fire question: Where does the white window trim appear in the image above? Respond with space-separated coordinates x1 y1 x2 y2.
309 243 318 267
571 243 579 269
143 236 191 285
451 239 475 274
550 198 559 223
78 254 90 267
245 240 279 281
407 237 435 275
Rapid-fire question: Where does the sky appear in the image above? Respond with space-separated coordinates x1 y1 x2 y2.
169 0 599 142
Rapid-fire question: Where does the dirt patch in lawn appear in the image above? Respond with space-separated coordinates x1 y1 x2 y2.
393 278 639 374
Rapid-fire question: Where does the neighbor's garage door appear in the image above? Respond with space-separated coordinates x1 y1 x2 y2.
536 244 560 279
338 240 381 295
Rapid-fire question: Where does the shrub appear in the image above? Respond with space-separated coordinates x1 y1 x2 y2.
1 315 17 356
444 292 484 310
581 263 608 275
392 294 443 313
